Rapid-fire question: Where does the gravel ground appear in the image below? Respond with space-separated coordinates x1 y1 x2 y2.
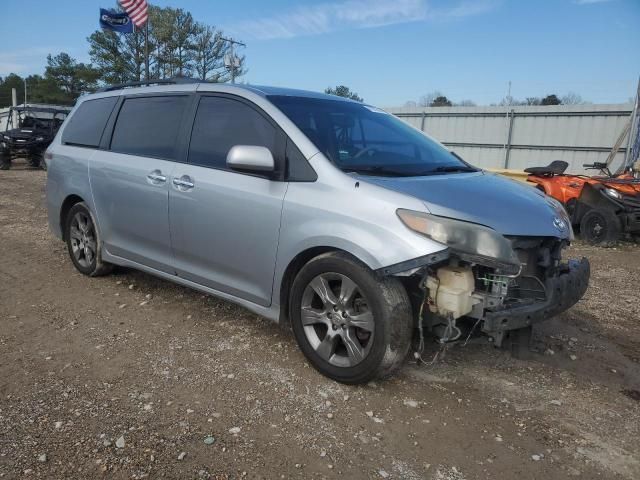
1 165 639 479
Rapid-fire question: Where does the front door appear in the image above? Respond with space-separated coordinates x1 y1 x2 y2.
169 95 287 306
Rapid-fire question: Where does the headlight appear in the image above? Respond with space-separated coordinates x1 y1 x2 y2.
604 187 622 200
397 209 520 270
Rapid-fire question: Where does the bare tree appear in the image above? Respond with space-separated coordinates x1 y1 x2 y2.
418 91 443 107
561 92 586 105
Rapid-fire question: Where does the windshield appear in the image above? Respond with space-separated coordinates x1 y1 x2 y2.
269 95 476 177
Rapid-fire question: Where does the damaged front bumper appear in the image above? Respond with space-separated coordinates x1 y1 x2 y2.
481 257 590 337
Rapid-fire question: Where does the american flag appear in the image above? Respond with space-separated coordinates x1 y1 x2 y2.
118 0 148 28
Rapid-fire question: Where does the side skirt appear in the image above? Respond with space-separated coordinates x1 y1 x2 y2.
102 250 282 323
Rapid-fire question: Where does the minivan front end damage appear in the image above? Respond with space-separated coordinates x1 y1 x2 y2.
385 210 590 348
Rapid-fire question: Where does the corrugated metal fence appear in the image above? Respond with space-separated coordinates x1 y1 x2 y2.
387 103 634 174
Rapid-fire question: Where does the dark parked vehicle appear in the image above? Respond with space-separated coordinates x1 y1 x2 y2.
0 106 70 170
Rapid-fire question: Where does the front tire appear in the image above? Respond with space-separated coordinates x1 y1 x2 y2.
580 208 621 247
290 252 412 384
65 202 112 276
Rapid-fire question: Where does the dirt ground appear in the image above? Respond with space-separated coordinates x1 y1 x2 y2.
1 165 639 480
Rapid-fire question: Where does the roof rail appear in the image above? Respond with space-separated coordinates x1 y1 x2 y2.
96 77 200 93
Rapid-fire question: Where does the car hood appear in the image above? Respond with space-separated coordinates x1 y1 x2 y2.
356 171 570 238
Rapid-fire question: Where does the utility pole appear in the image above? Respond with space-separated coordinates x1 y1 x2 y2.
219 36 245 84
23 78 27 106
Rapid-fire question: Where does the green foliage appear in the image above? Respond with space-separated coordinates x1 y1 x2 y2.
540 94 561 105
0 53 96 107
430 96 452 107
324 85 363 102
87 4 244 84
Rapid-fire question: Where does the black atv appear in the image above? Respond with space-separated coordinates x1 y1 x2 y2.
0 106 70 170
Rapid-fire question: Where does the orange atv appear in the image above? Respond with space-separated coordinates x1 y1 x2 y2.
525 160 640 246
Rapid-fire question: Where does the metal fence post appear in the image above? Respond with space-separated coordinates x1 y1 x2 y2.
504 109 515 168
420 111 426 132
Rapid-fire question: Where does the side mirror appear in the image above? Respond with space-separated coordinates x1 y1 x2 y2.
226 145 274 173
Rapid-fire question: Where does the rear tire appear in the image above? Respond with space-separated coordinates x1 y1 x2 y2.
579 208 621 247
65 202 112 277
289 251 412 384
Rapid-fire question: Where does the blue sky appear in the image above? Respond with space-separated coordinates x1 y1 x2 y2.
1 0 638 106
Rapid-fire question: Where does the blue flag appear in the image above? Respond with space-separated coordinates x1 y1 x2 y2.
100 8 134 33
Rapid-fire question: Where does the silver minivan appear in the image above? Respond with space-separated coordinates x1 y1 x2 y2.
46 80 590 384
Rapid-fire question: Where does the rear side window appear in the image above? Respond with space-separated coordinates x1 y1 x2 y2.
188 96 276 170
111 95 189 160
62 97 118 147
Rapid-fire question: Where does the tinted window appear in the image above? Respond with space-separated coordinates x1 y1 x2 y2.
286 139 317 182
189 97 276 170
111 96 189 159
269 95 476 177
62 97 118 147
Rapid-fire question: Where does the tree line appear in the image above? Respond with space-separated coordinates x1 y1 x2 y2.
404 91 589 108
0 4 244 107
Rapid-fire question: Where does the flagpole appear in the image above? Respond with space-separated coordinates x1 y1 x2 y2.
145 19 150 80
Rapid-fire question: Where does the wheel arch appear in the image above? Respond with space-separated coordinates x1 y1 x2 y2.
277 246 373 328
59 194 85 241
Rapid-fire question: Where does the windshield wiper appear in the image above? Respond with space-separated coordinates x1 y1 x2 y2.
342 166 416 177
432 165 477 173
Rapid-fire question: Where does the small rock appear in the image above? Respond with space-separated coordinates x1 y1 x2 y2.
366 411 374 417
379 470 390 478
204 436 215 445
54 421 63 429
343 395 350 401
143 403 152 411
550 400 562 406
544 348 555 356
532 454 543 461
569 354 577 361
325 400 332 407
295 464 301 468
37 454 47 463
186 408 194 414
326 413 334 419
229 427 241 434
495 436 503 442
227 374 235 379
115 436 125 449
403 399 418 408
139 301 148 306
320 451 327 457
178 452 187 461
145 294 152 299
103 440 112 447
118 304 127 309
129 284 135 290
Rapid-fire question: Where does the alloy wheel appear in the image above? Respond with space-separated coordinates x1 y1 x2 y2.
300 273 374 367
69 211 96 268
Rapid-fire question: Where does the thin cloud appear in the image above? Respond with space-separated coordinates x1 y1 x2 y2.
573 0 615 4
0 47 74 76
227 0 499 40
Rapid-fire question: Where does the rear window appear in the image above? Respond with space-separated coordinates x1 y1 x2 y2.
110 95 189 160
62 97 118 148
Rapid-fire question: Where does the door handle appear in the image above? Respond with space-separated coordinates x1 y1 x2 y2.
147 171 167 183
172 176 194 190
